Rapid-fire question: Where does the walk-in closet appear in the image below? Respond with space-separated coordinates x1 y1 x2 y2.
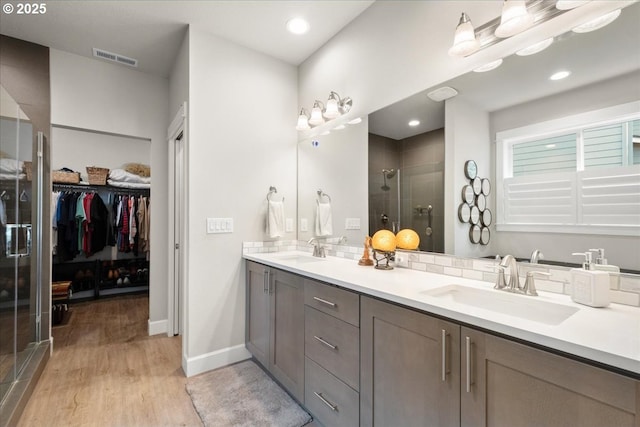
49 126 151 325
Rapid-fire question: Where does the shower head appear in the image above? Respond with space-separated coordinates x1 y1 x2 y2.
382 168 397 179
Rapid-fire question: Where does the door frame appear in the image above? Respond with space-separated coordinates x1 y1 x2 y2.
167 102 187 337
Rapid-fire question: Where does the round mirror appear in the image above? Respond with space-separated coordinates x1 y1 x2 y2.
470 205 480 224
481 209 492 226
462 185 474 204
472 176 482 195
469 225 481 244
481 178 491 196
476 193 486 211
480 227 490 245
464 160 477 180
458 203 471 223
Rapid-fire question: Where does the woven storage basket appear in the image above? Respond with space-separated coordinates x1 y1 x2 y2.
86 166 109 185
52 170 80 184
23 161 32 181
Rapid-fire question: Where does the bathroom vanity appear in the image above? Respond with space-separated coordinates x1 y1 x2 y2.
245 251 639 427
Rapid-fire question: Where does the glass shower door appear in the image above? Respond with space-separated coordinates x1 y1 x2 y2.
0 86 36 404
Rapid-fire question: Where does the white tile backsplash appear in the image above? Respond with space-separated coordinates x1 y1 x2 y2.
243 241 640 307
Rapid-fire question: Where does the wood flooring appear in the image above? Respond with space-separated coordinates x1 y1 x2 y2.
17 294 203 427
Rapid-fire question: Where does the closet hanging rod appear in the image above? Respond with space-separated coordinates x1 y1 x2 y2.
52 183 150 196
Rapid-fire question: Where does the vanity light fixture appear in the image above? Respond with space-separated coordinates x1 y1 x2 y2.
296 91 353 131
448 12 480 57
308 100 325 126
550 70 571 80
473 58 503 73
296 108 311 131
572 9 621 33
555 1 589 11
495 0 534 38
286 17 310 35
408 120 420 127
516 37 554 56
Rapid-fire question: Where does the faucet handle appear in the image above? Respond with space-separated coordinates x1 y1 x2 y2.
523 271 551 296
494 266 507 289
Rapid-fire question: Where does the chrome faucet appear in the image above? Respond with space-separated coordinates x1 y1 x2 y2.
498 254 520 291
530 249 544 264
308 237 326 258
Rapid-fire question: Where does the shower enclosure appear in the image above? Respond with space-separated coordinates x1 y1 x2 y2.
0 86 44 408
369 130 445 253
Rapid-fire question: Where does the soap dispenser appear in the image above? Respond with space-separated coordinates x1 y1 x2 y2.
589 248 620 290
570 252 610 307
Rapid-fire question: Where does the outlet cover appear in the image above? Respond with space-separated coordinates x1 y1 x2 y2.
285 218 293 232
345 218 361 230
300 218 308 232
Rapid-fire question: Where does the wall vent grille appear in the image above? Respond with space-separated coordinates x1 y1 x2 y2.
92 48 138 68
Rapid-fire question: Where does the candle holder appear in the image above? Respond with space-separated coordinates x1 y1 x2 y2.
373 249 395 270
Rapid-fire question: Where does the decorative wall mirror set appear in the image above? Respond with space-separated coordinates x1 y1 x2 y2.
458 160 492 245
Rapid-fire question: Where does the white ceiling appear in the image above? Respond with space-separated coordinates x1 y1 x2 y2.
0 0 375 77
369 2 640 141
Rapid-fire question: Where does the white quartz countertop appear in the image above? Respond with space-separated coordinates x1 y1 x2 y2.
244 251 640 377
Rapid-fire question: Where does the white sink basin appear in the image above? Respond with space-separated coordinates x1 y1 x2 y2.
274 254 325 264
421 285 579 326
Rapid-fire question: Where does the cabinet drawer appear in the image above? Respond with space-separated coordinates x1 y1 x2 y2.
305 306 359 391
305 357 359 427
304 279 359 326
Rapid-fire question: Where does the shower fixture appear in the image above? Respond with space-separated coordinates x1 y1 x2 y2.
381 169 397 191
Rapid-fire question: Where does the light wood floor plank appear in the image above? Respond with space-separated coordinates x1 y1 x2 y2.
18 294 203 427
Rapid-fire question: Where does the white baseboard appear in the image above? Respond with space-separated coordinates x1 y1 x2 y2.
148 318 168 336
182 344 251 377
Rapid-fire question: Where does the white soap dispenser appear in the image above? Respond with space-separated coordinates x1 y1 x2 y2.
570 252 610 307
589 248 620 290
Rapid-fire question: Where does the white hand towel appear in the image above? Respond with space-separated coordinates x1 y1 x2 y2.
315 201 333 237
267 200 285 238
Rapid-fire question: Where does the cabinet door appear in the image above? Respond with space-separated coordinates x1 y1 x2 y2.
461 327 640 427
245 261 270 368
360 296 460 427
270 269 305 402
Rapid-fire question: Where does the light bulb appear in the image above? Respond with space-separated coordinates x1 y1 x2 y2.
448 13 480 57
324 95 340 119
308 102 325 126
296 112 310 131
286 18 310 35
495 0 534 38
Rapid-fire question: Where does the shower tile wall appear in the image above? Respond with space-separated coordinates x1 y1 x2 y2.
369 129 444 253
368 133 400 235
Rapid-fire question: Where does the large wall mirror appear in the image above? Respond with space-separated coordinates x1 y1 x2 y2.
297 2 640 272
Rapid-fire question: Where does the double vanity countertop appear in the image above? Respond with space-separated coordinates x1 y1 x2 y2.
244 250 640 377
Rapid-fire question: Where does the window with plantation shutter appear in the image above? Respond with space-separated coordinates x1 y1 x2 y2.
496 102 640 236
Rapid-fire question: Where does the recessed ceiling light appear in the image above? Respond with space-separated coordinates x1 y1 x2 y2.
333 124 346 130
545 144 556 148
408 120 420 127
473 59 503 73
286 17 310 35
572 9 621 33
348 117 362 125
320 130 330 136
516 38 554 56
550 70 571 81
426 86 458 102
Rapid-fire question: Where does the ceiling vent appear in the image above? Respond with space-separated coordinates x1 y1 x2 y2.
427 86 458 102
92 48 138 68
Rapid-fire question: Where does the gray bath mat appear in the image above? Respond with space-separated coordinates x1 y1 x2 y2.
186 359 312 427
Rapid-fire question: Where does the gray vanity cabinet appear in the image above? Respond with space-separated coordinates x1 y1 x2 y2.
245 261 305 402
360 296 461 427
460 327 640 427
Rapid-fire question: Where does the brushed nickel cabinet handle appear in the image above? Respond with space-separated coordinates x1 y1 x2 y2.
314 392 337 412
314 335 337 350
313 296 336 307
441 329 448 382
466 336 472 393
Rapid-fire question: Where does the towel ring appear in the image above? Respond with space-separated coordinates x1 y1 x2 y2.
317 189 331 202
267 186 284 202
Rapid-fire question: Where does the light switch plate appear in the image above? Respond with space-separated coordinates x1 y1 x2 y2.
285 218 293 232
207 217 233 234
345 218 361 230
300 218 308 232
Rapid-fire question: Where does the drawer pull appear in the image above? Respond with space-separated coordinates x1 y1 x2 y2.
466 336 473 393
313 296 336 307
441 329 448 382
314 392 338 412
314 335 337 350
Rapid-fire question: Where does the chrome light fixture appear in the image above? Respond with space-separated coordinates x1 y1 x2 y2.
308 100 325 126
296 91 353 130
448 13 480 57
495 0 534 38
323 91 352 119
296 108 311 131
